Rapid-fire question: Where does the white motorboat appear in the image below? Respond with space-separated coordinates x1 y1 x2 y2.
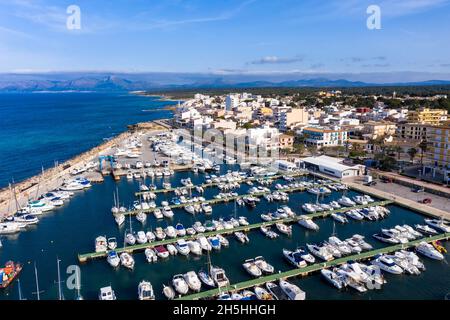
193 221 206 233
353 195 368 205
125 233 136 245
415 224 438 235
260 226 278 239
198 269 216 288
238 216 249 226
208 236 222 250
184 272 202 293
217 234 229 247
95 236 108 253
372 233 399 244
329 201 341 209
184 205 195 215
99 286 116 300
0 222 21 235
153 208 163 219
242 259 262 277
163 285 175 300
234 231 249 243
301 203 316 213
172 274 189 295
279 279 305 300
146 231 156 242
120 252 135 270
107 237 117 250
415 241 444 260
144 248 157 263
350 234 373 251
162 206 174 218
424 218 450 233
260 213 272 222
136 231 147 244
136 211 147 224
154 245 170 258
186 227 196 236
210 266 230 288
188 241 202 256
335 268 367 293
327 236 352 255
201 203 213 214
164 226 177 238
298 216 319 231
167 244 178 255
282 249 307 268
175 223 186 237
176 239 190 255
254 256 274 274
115 214 125 227
371 255 403 274
306 244 334 261
254 286 274 300
338 196 356 207
138 280 155 300
276 223 292 236
321 269 345 290
107 251 120 268
197 236 212 251
154 227 166 240
331 213 348 224
345 209 364 221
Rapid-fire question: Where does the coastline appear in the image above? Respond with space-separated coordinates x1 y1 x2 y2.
0 120 169 217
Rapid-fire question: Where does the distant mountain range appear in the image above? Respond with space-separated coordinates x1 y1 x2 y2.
1 73 450 92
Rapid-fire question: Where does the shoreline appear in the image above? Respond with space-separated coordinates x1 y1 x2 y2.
0 120 170 216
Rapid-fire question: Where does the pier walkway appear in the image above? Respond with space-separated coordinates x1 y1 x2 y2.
177 232 450 300
79 200 393 262
134 172 308 196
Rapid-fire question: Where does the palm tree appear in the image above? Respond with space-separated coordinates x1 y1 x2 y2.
418 140 428 164
407 147 418 163
394 145 403 160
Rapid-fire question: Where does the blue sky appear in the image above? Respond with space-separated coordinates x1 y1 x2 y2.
0 0 450 78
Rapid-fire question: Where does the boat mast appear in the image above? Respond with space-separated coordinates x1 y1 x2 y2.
17 279 25 300
32 263 43 300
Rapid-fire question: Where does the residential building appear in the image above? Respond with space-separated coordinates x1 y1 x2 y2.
426 122 449 168
302 126 348 149
279 108 308 131
362 121 397 139
396 123 429 141
225 94 239 111
408 107 448 125
279 134 295 150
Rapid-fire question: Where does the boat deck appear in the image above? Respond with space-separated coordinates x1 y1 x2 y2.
176 232 450 300
78 200 393 262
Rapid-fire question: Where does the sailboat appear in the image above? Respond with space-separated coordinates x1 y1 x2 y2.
56 258 64 300
32 263 43 300
17 279 25 300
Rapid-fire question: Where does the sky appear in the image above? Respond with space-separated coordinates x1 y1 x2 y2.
0 0 450 81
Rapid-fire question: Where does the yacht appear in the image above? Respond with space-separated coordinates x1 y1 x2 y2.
154 227 166 240
416 242 445 260
99 286 116 300
306 244 334 261
373 233 399 244
146 231 156 242
297 216 319 231
238 216 249 226
144 248 157 263
234 231 250 244
301 203 316 213
119 252 135 270
176 239 190 256
154 245 170 259
424 218 450 233
184 205 195 215
198 269 216 288
95 236 108 253
167 244 178 255
175 223 186 237
210 266 230 288
254 256 274 274
187 241 201 256
197 236 212 251
338 196 356 207
295 247 316 264
162 206 174 218
164 226 177 238
115 214 125 227
28 200 55 212
353 195 368 205
254 286 274 300
279 280 305 300
371 254 403 274
201 203 213 214
193 221 206 233
153 208 163 219
208 236 221 250
329 201 341 209
260 213 272 222
335 268 367 293
350 234 373 251
327 236 352 256
260 226 279 239
415 224 438 235
184 271 202 292
136 211 147 224
265 282 289 300
320 269 345 290
242 259 262 277
138 280 155 300
125 233 136 245
107 251 120 268
345 209 364 221
107 237 117 250
217 234 229 247
282 249 307 268
136 231 147 244
276 223 292 236
331 213 348 224
0 222 21 235
172 274 189 295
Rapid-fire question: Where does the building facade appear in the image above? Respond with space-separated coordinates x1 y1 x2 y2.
408 108 448 125
303 126 348 149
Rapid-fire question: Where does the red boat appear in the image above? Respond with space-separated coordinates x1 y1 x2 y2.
0 261 22 289
154 245 169 258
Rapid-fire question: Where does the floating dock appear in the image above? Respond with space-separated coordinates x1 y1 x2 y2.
176 232 450 300
78 200 393 262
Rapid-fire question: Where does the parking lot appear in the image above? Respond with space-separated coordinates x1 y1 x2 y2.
370 180 450 212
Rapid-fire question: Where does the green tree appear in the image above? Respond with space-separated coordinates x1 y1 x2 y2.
407 147 418 163
418 140 428 164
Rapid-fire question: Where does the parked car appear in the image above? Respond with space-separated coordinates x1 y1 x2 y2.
419 198 432 204
364 181 377 186
381 177 393 183
412 186 425 193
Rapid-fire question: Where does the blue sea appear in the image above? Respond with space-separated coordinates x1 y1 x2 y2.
0 92 174 188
